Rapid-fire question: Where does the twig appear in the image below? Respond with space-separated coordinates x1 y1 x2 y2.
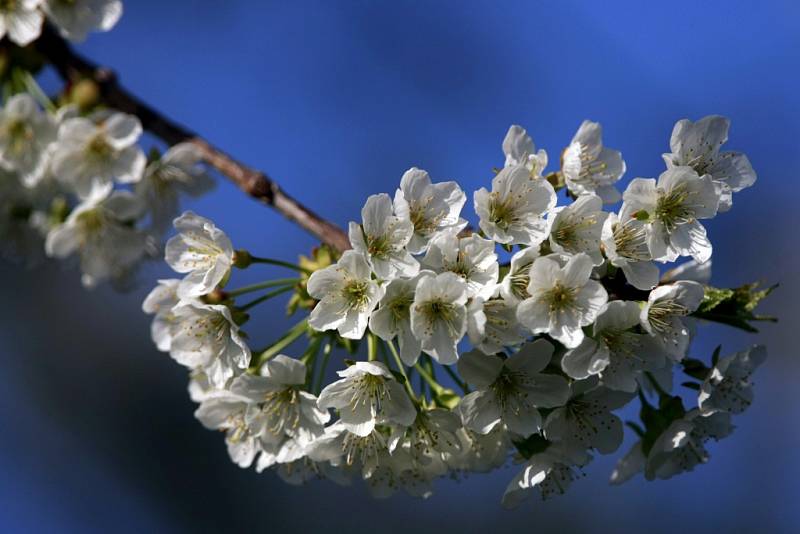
33 26 351 253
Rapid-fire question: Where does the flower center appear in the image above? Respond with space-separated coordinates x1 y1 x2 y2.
488 193 517 230
418 298 455 324
612 221 649 261
552 214 597 250
409 197 442 237
262 388 301 435
445 250 472 280
363 225 395 259
5 119 33 154
647 299 689 333
389 294 413 322
226 412 249 444
87 133 115 161
341 429 386 467
542 282 577 313
599 329 641 359
655 184 693 232
342 279 370 310
77 208 105 235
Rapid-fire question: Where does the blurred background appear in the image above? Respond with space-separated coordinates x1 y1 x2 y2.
1 0 798 532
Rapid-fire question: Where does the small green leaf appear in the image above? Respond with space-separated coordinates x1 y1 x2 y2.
693 282 778 332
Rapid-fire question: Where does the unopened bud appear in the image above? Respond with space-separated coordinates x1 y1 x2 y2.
233 249 252 269
71 79 101 111
204 288 228 304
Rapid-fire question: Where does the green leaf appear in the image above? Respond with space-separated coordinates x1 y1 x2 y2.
692 282 778 332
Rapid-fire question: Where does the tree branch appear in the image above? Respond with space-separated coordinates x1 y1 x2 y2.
33 26 351 253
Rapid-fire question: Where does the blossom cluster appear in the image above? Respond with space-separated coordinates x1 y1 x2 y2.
0 1 218 287
0 90 215 286
0 0 121 45
145 117 768 505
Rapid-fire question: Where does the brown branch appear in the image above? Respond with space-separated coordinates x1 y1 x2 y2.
33 25 351 253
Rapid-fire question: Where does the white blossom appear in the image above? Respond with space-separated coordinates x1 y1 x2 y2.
516 253 608 349
231 356 329 468
466 294 527 355
502 441 591 508
165 211 234 299
349 193 418 280
501 124 548 176
547 194 608 265
663 115 756 212
609 441 646 486
387 408 462 495
0 93 57 188
474 164 556 245
601 212 659 290
561 301 668 392
272 457 350 486
698 345 766 415
499 246 539 304
409 271 468 364
168 300 250 388
644 410 733 481
369 275 422 365
43 0 122 42
0 0 43 46
51 112 146 199
561 120 625 204
457 340 569 438
621 167 720 263
317 361 416 437
195 390 260 468
444 425 510 473
307 250 384 339
422 231 499 300
135 143 215 233
142 278 181 352
393 167 467 254
306 422 401 498
388 408 462 466
640 280 704 360
44 188 147 288
543 379 631 453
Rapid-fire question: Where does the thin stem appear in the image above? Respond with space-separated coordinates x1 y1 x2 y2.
238 284 294 311
256 319 308 367
367 332 378 362
442 364 469 394
419 371 428 403
20 70 56 113
376 339 392 368
313 338 333 395
248 256 312 275
414 361 444 395
227 278 299 298
385 340 418 401
300 335 324 365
